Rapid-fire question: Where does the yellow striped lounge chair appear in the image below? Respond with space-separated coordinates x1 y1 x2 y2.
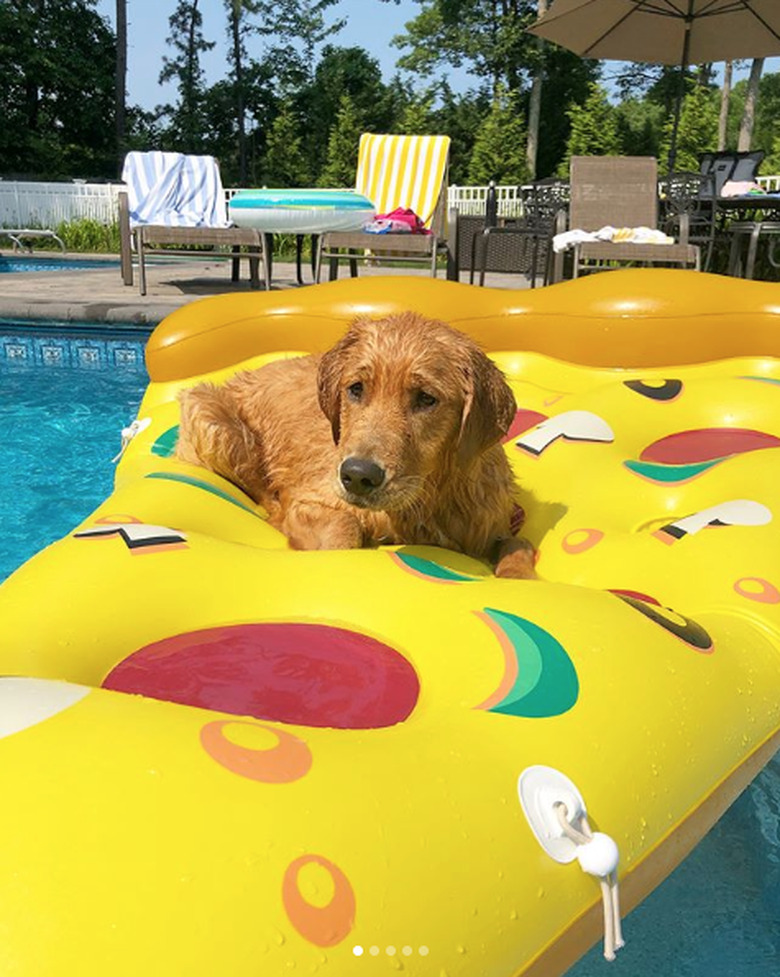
316 133 452 280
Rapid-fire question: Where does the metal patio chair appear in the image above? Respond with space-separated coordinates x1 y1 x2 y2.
662 170 720 272
470 178 570 287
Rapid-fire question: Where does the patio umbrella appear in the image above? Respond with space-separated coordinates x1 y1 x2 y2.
527 0 780 171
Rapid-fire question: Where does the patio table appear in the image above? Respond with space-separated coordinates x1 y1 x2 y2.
717 193 780 220
228 189 375 284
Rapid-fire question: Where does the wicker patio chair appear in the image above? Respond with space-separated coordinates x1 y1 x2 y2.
315 133 451 280
568 156 700 277
471 178 570 287
118 152 270 296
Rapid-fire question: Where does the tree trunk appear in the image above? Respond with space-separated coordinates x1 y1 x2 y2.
184 0 200 150
738 57 764 152
230 0 247 184
526 0 547 180
717 60 732 151
115 0 127 176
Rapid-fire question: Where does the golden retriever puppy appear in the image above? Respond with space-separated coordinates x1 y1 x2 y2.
175 311 535 578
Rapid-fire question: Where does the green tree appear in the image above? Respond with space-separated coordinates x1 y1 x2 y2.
221 0 347 183
396 91 436 134
533 45 600 177
224 0 260 183
318 94 365 187
115 0 127 173
467 86 529 184
262 100 310 186
431 84 490 185
272 0 345 86
388 0 536 96
615 98 665 157
381 0 600 179
659 77 718 172
559 82 619 175
753 72 780 171
159 0 215 153
0 0 117 179
302 45 399 183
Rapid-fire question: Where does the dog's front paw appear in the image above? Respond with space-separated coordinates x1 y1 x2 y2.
495 537 537 580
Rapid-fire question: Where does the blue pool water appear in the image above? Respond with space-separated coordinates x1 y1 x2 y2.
1 323 779 974
0 322 148 580
0 255 119 273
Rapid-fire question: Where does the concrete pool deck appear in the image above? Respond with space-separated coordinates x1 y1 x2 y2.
0 250 532 326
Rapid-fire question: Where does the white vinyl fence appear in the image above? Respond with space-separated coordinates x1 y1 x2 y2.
0 180 529 227
0 181 123 227
2 176 779 229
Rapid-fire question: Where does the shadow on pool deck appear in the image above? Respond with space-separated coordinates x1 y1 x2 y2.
0 249 534 326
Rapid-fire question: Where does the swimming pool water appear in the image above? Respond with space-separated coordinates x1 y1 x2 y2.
0 324 148 581
568 761 780 975
1 324 779 975
0 255 119 273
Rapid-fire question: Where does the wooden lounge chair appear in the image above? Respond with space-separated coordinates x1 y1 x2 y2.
118 152 270 295
568 156 700 278
315 133 451 280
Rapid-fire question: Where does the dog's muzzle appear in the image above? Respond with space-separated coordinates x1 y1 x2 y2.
339 457 386 501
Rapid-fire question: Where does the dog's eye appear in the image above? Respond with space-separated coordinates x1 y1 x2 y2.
347 382 364 402
413 391 438 411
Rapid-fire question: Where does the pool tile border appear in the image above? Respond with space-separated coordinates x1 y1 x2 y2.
1 331 147 370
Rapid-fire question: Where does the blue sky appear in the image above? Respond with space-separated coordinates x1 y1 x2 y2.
95 0 463 111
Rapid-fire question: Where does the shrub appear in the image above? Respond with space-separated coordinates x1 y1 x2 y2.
54 218 120 253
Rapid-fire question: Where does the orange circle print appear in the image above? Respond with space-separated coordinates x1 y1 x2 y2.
282 854 356 946
200 720 312 783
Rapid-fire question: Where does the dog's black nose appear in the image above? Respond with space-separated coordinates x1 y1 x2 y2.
340 457 385 496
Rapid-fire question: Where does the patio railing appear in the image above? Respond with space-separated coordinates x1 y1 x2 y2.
2 176 779 229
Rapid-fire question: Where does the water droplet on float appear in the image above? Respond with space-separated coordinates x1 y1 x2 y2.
456 944 467 954
537 887 546 899
509 908 519 920
274 930 287 946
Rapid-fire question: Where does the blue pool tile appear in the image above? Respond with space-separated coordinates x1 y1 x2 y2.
2 338 33 362
32 336 71 367
1 332 146 370
111 344 143 368
73 341 107 369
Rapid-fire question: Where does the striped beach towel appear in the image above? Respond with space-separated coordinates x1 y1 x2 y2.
121 152 230 228
355 134 450 230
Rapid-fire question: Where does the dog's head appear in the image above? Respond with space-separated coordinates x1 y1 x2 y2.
317 312 516 511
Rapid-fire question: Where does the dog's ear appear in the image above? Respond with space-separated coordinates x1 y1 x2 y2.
457 346 517 466
317 323 362 444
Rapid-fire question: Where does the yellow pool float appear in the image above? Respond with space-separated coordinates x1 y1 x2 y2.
1 268 780 977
